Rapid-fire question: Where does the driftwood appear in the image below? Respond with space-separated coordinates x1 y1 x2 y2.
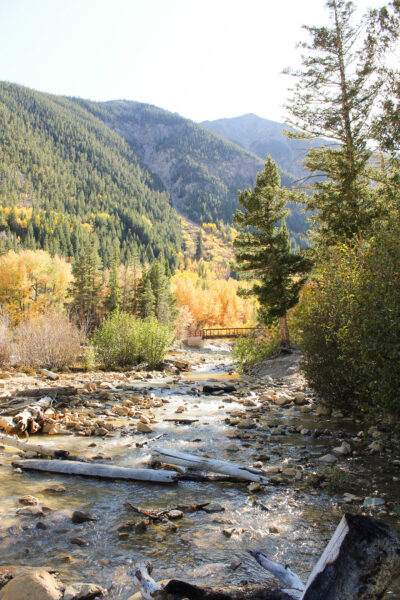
0 396 52 435
132 515 400 600
0 432 71 458
152 447 268 483
12 459 179 483
15 386 77 398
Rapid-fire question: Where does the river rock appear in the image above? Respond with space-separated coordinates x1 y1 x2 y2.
16 506 44 517
167 510 183 520
363 496 385 508
0 567 64 600
63 582 107 599
44 485 66 494
273 394 292 406
203 503 225 513
137 422 152 433
70 537 90 546
71 510 99 524
18 495 39 505
333 441 351 456
294 392 307 405
368 440 384 452
237 418 256 429
317 453 338 464
316 404 331 416
248 482 261 492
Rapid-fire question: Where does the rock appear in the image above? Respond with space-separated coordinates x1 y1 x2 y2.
222 528 235 537
317 453 338 464
135 519 148 534
294 392 307 405
226 444 239 452
202 384 236 395
40 369 59 380
70 537 90 546
44 485 66 494
248 482 261 492
237 418 256 429
282 468 297 477
0 567 63 600
343 493 362 503
16 506 44 517
368 440 384 452
71 510 99 524
273 395 292 407
166 510 183 520
363 496 385 508
137 422 152 433
316 404 331 417
63 582 107 600
202 503 225 513
112 405 129 415
333 442 351 456
18 495 39 505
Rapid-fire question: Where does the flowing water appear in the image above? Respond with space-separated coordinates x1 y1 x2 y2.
0 346 399 598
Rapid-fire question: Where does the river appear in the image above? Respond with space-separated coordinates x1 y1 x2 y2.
0 343 399 598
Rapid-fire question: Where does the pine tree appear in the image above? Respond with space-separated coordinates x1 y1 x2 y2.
194 230 204 261
233 156 313 347
69 235 103 329
106 243 122 313
139 276 155 318
284 0 399 252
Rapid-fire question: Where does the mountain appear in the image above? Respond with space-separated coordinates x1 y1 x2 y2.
72 99 297 225
0 82 182 266
202 113 320 180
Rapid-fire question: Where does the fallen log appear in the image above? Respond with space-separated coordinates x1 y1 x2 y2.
132 515 400 600
15 386 77 398
0 396 52 435
12 458 179 483
152 447 268 483
0 432 70 458
202 384 237 395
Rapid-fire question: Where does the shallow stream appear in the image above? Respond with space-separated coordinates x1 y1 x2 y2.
0 346 399 598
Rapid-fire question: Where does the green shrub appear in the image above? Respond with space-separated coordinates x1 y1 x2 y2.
232 332 280 371
92 312 172 369
300 222 400 417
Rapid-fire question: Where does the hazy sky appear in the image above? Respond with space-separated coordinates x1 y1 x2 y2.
0 0 380 123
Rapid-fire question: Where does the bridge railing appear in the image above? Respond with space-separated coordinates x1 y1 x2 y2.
187 327 268 339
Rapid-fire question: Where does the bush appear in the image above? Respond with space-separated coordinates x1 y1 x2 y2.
0 311 12 366
232 332 280 371
300 223 400 417
16 311 81 369
92 312 173 369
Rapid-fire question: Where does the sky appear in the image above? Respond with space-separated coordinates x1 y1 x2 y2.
0 0 380 124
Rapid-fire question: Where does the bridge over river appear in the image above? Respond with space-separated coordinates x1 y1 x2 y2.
187 327 268 340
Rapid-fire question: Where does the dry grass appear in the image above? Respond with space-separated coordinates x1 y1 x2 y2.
0 311 11 367
16 311 81 369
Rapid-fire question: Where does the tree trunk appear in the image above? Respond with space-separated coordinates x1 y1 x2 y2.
12 459 179 483
279 314 290 348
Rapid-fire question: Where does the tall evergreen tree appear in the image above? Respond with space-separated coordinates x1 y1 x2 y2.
194 230 204 261
284 0 399 252
233 156 313 347
105 242 122 313
69 235 103 328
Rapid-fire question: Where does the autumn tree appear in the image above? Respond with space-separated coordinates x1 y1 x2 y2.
233 156 312 347
284 0 399 252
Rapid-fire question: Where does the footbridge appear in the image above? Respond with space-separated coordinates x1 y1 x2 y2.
187 327 268 340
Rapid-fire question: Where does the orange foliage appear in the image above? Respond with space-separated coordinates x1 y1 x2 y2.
172 271 257 328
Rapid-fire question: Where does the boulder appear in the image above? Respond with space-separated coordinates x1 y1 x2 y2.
316 404 331 417
0 568 63 600
317 453 338 464
63 582 107 600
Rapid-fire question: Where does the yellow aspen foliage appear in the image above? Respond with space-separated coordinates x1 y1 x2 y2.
0 250 72 324
172 271 257 328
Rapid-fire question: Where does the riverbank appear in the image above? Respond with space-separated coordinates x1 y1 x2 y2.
0 344 399 599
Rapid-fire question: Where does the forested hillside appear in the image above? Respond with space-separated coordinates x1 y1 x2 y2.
0 83 182 266
74 99 296 225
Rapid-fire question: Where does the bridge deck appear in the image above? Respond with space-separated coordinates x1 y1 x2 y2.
187 327 268 339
